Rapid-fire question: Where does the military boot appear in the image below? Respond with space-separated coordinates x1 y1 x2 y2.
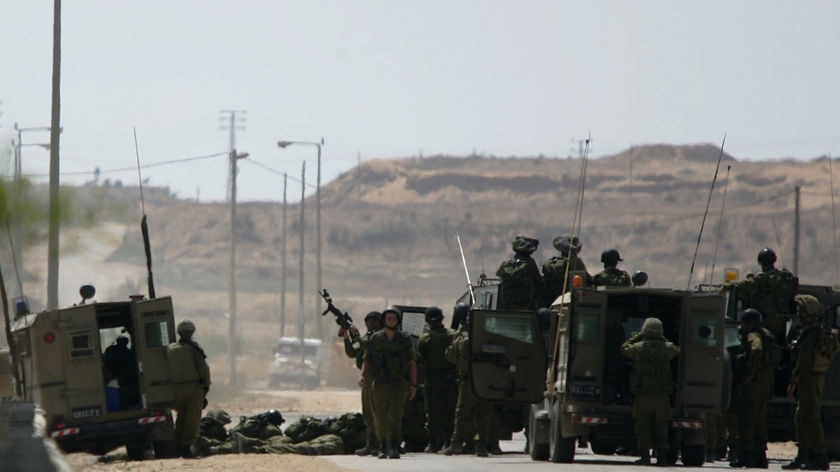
754 449 769 469
730 449 755 468
655 448 674 466
388 439 401 459
377 440 390 459
355 437 376 456
475 440 489 457
782 449 810 470
442 442 463 456
634 449 651 465
803 452 830 471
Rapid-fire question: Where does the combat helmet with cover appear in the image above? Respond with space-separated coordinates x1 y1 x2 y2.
553 234 581 257
512 235 539 255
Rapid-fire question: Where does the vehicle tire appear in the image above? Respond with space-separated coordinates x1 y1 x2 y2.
125 437 149 461
528 405 549 461
153 440 178 459
549 403 575 463
590 440 617 456
681 444 705 467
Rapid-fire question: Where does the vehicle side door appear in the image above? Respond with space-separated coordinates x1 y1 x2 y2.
678 295 726 411
469 309 547 403
132 297 176 408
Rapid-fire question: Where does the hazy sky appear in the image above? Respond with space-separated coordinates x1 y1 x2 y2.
1 1 838 202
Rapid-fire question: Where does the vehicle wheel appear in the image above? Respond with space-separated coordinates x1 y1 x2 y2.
549 403 575 463
681 444 705 467
125 437 149 461
528 405 549 461
153 440 178 459
590 440 617 456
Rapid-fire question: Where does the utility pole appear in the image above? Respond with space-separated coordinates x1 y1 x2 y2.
315 138 323 340
298 161 306 387
219 110 246 200
47 0 62 309
281 172 287 336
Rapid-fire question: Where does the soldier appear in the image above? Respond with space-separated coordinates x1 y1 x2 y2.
360 306 417 459
620 317 680 465
592 248 631 287
542 234 591 304
166 319 211 458
720 247 798 343
729 308 775 468
496 235 544 310
103 333 139 408
782 295 833 471
416 306 457 452
341 310 383 456
441 306 495 457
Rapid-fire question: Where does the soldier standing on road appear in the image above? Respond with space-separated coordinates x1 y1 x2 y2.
782 295 833 471
729 308 775 468
496 235 544 310
166 319 212 459
720 247 798 344
542 234 591 304
360 306 417 459
441 304 495 457
592 248 631 287
620 317 680 466
342 311 383 456
416 306 457 453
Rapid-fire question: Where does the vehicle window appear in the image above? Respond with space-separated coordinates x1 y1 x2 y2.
70 331 94 358
144 321 170 348
724 326 741 349
483 315 533 344
576 310 600 343
692 319 718 347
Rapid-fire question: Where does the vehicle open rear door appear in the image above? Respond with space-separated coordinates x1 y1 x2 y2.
132 297 176 408
678 295 726 411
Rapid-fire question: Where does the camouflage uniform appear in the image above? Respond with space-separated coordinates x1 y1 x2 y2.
166 320 211 457
722 267 798 341
496 236 544 310
343 321 379 454
592 267 631 287
620 318 680 465
416 324 457 452
442 327 494 457
542 253 589 303
364 319 417 458
731 323 775 467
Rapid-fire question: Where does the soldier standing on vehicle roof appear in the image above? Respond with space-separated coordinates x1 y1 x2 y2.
729 309 775 468
496 235 544 310
360 306 417 459
341 310 383 456
592 248 631 287
720 247 798 344
416 306 457 453
620 317 680 466
783 295 834 471
166 319 212 459
542 234 591 304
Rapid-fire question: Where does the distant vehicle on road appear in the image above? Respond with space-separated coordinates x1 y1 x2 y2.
268 337 324 389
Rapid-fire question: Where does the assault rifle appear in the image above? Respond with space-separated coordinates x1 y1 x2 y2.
319 289 359 346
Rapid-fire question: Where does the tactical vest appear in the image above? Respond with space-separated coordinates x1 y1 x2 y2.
419 327 455 373
593 267 631 287
367 330 413 382
497 255 540 308
629 340 674 395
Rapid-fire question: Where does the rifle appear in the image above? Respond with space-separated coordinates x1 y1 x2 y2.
319 289 359 346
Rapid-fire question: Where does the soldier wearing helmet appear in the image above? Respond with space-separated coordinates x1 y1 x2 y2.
416 306 456 452
720 247 798 344
361 306 417 459
166 319 211 458
542 234 592 304
496 235 544 310
729 308 775 468
620 317 680 465
341 310 383 456
783 295 831 470
592 248 631 288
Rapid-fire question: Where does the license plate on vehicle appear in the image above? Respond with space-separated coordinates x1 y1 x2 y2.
570 384 601 400
71 405 102 419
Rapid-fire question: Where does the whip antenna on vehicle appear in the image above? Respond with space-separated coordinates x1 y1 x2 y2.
829 154 839 286
562 134 591 296
134 127 156 299
709 165 731 285
687 134 726 291
456 233 475 304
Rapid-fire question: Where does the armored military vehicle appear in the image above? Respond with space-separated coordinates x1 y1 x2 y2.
467 276 727 466
721 282 840 457
8 285 178 459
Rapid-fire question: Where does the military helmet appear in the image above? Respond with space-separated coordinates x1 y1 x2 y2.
424 306 444 323
364 311 382 322
552 234 581 256
207 409 232 425
452 303 470 326
641 317 664 337
266 409 285 426
794 294 822 320
740 308 763 324
176 319 196 333
512 235 539 255
757 247 777 266
601 248 623 266
382 305 402 324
